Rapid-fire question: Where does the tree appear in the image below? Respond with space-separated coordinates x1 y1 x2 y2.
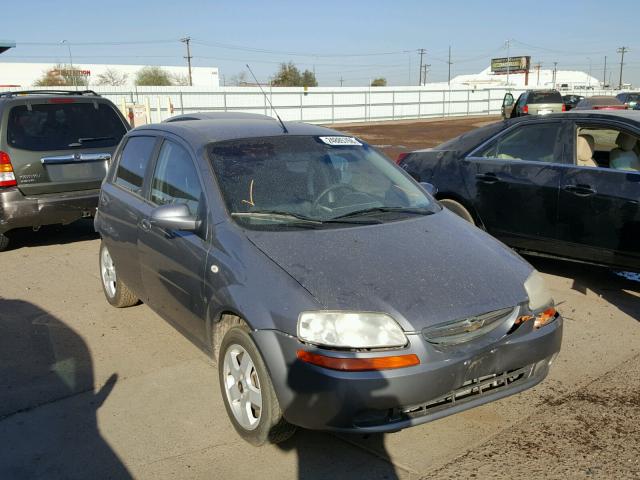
371 77 387 87
271 62 317 87
135 66 172 86
228 71 249 86
170 72 190 86
95 68 128 87
34 64 88 87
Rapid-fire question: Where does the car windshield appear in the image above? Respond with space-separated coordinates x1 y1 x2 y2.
209 135 437 229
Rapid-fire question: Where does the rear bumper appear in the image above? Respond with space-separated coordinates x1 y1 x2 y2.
252 317 562 433
0 187 99 234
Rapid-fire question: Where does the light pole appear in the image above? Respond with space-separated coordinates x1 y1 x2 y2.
586 57 592 89
60 40 77 90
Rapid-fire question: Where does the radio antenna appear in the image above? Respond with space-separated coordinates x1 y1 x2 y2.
246 64 288 134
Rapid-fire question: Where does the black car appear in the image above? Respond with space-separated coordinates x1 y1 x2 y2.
399 111 640 272
562 94 584 111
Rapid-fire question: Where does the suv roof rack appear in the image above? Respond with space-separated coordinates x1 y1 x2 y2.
0 89 100 99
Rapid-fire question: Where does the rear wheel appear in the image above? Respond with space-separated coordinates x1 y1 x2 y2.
0 233 9 252
99 241 139 308
439 198 475 225
218 326 296 446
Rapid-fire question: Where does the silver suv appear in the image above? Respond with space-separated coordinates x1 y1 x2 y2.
0 90 129 250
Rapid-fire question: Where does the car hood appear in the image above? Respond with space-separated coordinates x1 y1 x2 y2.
245 210 533 331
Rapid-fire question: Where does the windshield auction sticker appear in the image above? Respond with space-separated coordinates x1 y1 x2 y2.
319 136 363 146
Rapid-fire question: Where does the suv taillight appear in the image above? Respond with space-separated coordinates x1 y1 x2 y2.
522 105 529 114
562 104 566 112
0 151 17 188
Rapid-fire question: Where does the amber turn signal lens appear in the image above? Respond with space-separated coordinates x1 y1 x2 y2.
297 350 420 371
534 307 558 329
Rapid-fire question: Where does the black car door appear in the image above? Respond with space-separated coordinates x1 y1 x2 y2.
464 119 568 251
99 135 159 293
138 136 210 343
556 120 640 271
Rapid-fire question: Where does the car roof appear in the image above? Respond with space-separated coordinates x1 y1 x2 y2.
0 90 101 101
132 116 346 147
164 112 274 123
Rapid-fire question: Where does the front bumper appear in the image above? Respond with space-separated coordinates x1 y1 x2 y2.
0 187 99 234
252 316 562 433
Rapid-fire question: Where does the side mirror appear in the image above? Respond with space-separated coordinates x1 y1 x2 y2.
420 182 438 196
149 203 200 232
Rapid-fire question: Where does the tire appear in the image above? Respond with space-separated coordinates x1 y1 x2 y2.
0 233 9 252
439 198 476 225
99 241 139 308
218 326 296 446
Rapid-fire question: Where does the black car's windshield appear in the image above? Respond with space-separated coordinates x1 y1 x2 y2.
209 135 437 229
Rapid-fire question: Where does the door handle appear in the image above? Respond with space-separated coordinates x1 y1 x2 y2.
562 184 596 197
476 173 499 184
140 218 152 231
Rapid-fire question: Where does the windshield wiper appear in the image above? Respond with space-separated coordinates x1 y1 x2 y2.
232 210 381 226
68 136 116 147
331 206 434 220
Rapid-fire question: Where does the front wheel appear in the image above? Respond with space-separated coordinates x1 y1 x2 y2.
219 327 296 446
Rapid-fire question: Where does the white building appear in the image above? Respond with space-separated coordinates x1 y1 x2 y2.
0 62 219 88
449 66 601 89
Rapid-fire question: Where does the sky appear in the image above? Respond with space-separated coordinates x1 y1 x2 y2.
1 0 639 87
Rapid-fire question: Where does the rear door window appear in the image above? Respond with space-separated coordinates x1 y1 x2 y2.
7 102 126 151
114 136 156 195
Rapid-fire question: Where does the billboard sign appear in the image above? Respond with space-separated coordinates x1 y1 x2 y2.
491 56 530 74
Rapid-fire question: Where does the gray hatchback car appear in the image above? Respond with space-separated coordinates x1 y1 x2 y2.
95 113 562 445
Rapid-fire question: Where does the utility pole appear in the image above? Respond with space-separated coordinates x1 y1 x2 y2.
447 45 452 86
603 56 607 88
181 36 193 86
339 76 344 87
552 62 558 89
505 39 511 87
617 46 629 89
418 48 426 86
422 64 431 85
534 62 542 86
587 57 592 88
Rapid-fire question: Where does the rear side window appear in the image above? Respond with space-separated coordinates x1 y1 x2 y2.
114 136 156 195
7 102 126 151
150 140 202 216
528 91 562 104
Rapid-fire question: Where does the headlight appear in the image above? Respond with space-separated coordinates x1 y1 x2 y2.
297 311 407 349
523 271 557 329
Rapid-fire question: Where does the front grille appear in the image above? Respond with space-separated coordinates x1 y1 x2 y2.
402 364 534 419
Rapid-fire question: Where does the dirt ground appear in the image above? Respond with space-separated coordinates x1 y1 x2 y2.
327 115 502 160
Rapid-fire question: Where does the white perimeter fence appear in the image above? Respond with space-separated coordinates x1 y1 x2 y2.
11 85 638 125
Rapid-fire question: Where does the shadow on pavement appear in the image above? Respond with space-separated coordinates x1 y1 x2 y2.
276 359 400 480
525 256 640 322
0 298 131 479
4 219 99 251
